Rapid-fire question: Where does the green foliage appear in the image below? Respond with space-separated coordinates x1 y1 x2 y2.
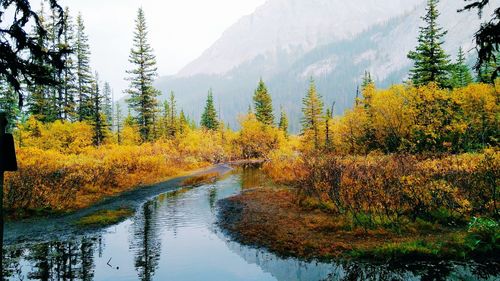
408 0 451 88
201 90 219 130
278 107 289 135
125 8 160 142
465 217 499 253
253 79 275 126
450 47 473 88
301 78 324 148
75 13 94 121
0 82 20 133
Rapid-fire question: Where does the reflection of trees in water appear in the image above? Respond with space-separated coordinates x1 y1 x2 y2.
3 237 99 281
208 187 217 211
240 164 268 189
130 201 162 281
220 231 499 281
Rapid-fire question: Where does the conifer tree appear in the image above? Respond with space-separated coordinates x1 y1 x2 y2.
301 78 324 148
253 79 274 126
90 73 107 146
201 90 219 130
103 82 113 124
450 47 473 88
115 103 122 145
75 13 94 121
0 81 20 133
325 102 335 150
361 71 374 90
278 107 288 136
178 110 189 135
167 91 177 137
408 0 451 88
125 8 160 142
477 52 499 83
60 7 77 121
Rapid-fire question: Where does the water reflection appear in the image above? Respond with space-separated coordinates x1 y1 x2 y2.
3 237 99 280
130 201 162 281
2 166 499 281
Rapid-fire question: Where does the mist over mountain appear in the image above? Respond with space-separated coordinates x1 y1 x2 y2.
155 0 495 131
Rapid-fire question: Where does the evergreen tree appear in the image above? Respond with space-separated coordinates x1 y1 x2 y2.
125 8 160 142
75 13 94 121
90 72 108 146
178 110 189 135
278 107 288 136
407 0 451 88
103 82 113 124
115 103 122 145
0 81 20 133
450 47 473 88
301 78 324 148
477 52 500 83
253 78 274 126
27 4 56 123
167 91 177 137
325 102 335 150
60 7 77 121
201 90 219 130
361 71 374 90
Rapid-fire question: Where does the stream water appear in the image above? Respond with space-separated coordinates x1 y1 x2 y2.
2 165 499 281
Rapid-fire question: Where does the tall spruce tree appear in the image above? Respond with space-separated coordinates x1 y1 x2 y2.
90 73 107 146
75 13 94 121
450 47 473 88
125 8 160 142
407 0 451 88
115 103 123 145
477 52 500 83
301 78 324 148
253 78 274 126
103 82 113 124
167 91 177 137
0 81 20 133
278 107 288 136
201 90 219 130
60 7 77 121
325 102 335 150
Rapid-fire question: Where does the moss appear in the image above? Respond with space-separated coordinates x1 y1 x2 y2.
75 208 134 228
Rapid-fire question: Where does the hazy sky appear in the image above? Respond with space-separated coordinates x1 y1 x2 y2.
32 0 267 99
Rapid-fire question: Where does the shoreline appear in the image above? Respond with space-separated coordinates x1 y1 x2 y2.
217 187 499 262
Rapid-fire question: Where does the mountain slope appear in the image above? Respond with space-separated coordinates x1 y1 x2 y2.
155 0 496 131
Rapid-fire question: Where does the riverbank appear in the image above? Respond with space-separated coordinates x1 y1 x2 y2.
218 187 499 261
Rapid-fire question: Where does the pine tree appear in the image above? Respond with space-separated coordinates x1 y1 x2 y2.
103 82 113 124
115 103 122 145
408 0 451 88
75 13 94 121
450 47 473 88
167 91 177 137
90 72 108 146
361 71 374 90
0 81 20 133
162 100 171 138
253 78 274 126
125 8 160 142
201 89 219 130
477 52 500 83
301 78 324 148
27 4 55 123
178 110 189 135
278 107 288 136
60 7 77 121
325 102 335 150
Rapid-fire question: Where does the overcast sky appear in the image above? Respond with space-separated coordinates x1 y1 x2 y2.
31 0 267 99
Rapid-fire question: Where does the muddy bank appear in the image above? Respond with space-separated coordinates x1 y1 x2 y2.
217 188 499 262
4 164 233 245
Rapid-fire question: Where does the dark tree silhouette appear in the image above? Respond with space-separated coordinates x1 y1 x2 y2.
0 0 68 108
460 0 500 81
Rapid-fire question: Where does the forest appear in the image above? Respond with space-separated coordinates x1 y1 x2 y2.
0 0 499 269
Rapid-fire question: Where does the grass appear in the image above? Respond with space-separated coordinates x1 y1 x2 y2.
75 208 134 228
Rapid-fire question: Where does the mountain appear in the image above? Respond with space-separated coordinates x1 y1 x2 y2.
155 0 495 132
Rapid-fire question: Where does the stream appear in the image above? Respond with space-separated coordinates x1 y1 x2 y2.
2 165 499 281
